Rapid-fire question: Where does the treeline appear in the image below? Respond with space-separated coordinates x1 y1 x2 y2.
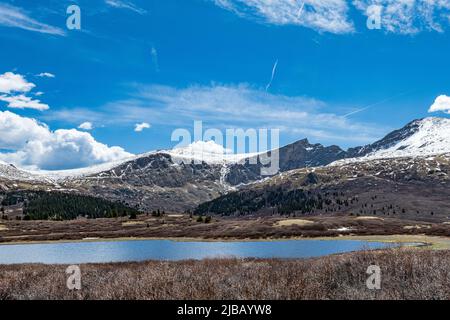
1 191 139 221
194 187 354 216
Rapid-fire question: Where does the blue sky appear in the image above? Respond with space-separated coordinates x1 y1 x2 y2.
1 0 450 170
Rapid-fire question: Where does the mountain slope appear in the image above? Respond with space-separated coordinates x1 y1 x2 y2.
225 138 347 185
63 138 353 210
193 118 450 220
63 152 230 211
195 154 450 222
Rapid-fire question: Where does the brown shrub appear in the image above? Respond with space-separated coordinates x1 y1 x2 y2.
0 249 449 300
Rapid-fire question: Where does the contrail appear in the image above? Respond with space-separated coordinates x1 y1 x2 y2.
266 59 279 91
297 1 305 19
343 91 412 118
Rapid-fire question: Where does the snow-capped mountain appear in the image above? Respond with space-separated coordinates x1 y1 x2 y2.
0 138 352 210
0 161 39 182
1 141 257 183
365 117 450 158
194 117 450 220
339 117 450 163
3 117 450 212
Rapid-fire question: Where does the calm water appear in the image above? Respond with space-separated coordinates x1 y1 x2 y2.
0 239 401 264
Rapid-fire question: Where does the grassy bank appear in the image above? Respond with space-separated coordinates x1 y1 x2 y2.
1 248 450 300
2 215 450 244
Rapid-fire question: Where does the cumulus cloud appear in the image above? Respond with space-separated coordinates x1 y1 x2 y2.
0 94 49 111
429 95 450 114
78 122 94 130
0 111 49 150
0 111 132 170
0 72 35 94
37 72 55 78
0 3 65 36
214 0 354 34
353 0 450 34
105 0 147 15
134 122 151 132
0 72 50 111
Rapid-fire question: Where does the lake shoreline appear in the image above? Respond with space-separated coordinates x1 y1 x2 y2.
0 234 440 246
1 215 450 249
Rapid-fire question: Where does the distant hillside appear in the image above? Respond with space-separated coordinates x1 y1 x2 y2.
194 155 450 222
0 191 139 221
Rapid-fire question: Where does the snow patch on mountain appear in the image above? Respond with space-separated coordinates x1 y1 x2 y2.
166 140 259 164
332 117 450 165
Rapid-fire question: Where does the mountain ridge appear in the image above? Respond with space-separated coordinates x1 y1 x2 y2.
1 116 448 181
2 117 450 212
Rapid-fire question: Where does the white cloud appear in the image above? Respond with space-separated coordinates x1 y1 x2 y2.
353 0 450 34
134 122 151 132
46 83 385 145
105 0 147 15
0 94 49 111
78 122 94 130
0 111 50 150
429 95 450 114
0 72 35 94
0 72 50 111
37 72 55 78
214 0 450 34
0 111 132 170
213 0 354 34
0 3 65 36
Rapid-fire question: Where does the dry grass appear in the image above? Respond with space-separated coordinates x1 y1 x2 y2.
122 221 146 226
356 216 384 221
0 249 449 300
2 215 450 243
403 225 432 230
274 219 315 227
